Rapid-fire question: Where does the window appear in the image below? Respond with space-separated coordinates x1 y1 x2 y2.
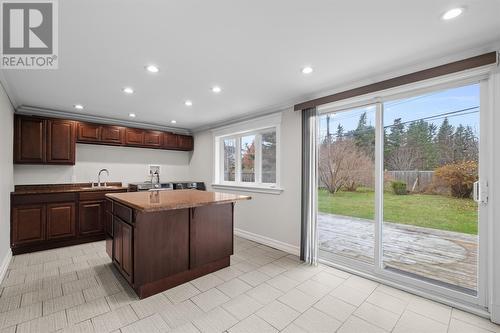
213 114 281 193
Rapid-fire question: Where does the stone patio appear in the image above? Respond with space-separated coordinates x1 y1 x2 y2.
318 213 478 292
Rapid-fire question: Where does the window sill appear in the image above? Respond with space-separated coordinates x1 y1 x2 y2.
211 183 284 195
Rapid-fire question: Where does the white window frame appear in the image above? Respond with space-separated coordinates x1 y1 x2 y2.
212 113 283 194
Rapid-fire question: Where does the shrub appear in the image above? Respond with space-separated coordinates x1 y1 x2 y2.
391 181 407 195
434 161 478 198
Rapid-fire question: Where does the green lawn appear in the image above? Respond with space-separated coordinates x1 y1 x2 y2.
318 188 478 235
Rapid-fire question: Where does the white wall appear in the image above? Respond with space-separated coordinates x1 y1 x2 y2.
189 108 302 253
14 144 191 186
0 83 14 279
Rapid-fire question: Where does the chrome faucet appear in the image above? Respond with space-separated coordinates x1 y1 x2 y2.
97 168 109 187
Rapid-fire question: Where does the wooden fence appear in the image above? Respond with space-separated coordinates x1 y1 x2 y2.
385 170 434 192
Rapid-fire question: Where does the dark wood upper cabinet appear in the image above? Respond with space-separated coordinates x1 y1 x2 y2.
77 123 100 142
178 135 194 151
14 116 46 163
125 128 145 146
14 116 193 165
46 119 76 164
144 131 163 147
12 204 46 245
46 202 76 240
163 132 178 149
101 125 124 144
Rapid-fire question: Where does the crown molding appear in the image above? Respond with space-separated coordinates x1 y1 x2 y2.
16 105 191 134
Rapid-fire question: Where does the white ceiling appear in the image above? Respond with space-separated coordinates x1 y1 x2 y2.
2 0 500 131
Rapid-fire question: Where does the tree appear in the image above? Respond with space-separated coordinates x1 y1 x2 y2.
319 138 374 194
335 124 344 141
385 118 406 168
436 117 454 165
406 120 438 170
352 112 375 158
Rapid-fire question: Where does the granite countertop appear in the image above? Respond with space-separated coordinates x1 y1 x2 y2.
12 182 127 195
106 189 251 212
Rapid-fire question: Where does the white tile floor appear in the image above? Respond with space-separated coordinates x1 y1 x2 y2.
0 237 499 332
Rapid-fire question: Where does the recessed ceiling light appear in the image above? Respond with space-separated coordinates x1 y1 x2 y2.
122 87 134 94
145 65 159 73
74 104 84 110
302 66 313 74
212 86 222 93
184 100 193 106
442 7 464 20
171 120 177 124
129 113 136 118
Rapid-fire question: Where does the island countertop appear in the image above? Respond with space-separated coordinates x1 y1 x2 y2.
105 189 251 212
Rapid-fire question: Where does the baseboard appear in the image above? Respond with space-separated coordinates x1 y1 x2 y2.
0 249 12 284
490 304 500 324
234 228 300 256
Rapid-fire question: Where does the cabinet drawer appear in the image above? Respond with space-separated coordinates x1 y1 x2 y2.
12 193 76 206
113 202 133 223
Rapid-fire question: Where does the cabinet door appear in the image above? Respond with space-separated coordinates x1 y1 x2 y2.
79 200 104 236
47 202 76 240
46 119 76 164
189 204 233 268
177 135 194 151
101 125 124 144
121 221 133 282
144 131 163 147
14 116 46 163
163 132 178 149
125 128 144 146
76 123 100 143
113 217 122 265
12 205 46 245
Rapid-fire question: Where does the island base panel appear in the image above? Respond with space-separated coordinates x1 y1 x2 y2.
135 256 229 299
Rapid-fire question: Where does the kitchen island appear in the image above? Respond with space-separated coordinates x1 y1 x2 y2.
105 189 250 298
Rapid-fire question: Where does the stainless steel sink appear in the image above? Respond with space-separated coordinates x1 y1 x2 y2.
80 186 123 190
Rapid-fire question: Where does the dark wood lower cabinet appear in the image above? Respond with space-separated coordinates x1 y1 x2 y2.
79 200 104 236
12 204 46 245
47 202 76 240
113 217 133 283
11 188 127 254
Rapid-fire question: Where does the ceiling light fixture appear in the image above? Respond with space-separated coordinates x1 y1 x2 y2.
74 104 84 110
185 100 193 106
302 66 313 74
129 113 136 118
145 65 159 73
212 86 222 93
442 7 464 20
171 120 177 124
122 87 134 94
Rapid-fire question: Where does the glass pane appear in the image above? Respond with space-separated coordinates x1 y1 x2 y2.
241 135 256 182
262 131 277 183
318 105 376 265
382 83 479 294
223 138 236 181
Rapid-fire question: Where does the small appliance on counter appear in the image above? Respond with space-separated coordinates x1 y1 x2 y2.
128 181 205 192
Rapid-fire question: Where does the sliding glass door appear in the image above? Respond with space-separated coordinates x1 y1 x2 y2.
318 105 376 265
317 81 487 304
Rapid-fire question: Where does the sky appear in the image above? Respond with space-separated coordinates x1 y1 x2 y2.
319 83 480 140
